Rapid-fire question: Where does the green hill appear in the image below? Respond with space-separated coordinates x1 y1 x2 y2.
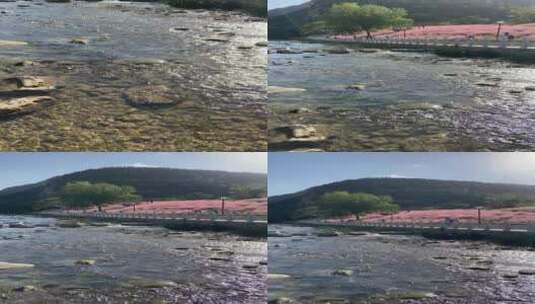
0 167 267 213
269 0 535 39
268 178 535 222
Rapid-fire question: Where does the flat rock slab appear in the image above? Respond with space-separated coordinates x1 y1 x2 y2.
0 96 53 117
123 85 179 107
131 279 178 288
205 37 231 43
0 76 55 93
268 86 306 94
0 40 28 47
0 262 35 270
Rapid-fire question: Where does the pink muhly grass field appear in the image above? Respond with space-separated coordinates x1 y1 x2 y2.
357 207 535 224
83 198 267 215
336 24 535 41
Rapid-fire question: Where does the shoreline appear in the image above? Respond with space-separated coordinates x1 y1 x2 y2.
166 0 267 17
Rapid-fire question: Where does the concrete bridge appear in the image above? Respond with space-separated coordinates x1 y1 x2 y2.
40 211 267 236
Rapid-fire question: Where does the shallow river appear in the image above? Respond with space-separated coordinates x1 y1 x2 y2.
269 40 535 151
0 215 267 303
268 225 535 304
0 1 267 151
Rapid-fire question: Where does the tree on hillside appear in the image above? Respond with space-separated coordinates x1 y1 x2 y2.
327 3 413 38
229 185 267 199
61 181 141 212
319 191 399 220
484 193 534 208
510 6 535 24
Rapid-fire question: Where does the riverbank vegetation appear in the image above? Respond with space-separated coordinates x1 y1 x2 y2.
166 0 267 17
319 191 399 219
327 3 413 38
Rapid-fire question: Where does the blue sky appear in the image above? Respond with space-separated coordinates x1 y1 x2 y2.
0 153 267 190
269 0 309 10
269 153 535 196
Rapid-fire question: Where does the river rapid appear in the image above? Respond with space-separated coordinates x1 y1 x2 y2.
269 40 535 151
268 225 535 304
0 215 267 304
0 1 267 151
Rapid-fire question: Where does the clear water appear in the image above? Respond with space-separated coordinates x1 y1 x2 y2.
0 215 267 303
268 224 535 303
269 40 535 151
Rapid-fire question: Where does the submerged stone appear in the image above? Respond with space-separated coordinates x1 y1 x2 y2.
267 274 291 280
395 292 436 300
519 269 535 275
346 83 366 91
315 231 341 237
269 297 295 304
475 82 499 87
467 266 491 271
358 48 380 53
70 38 89 45
57 221 82 228
123 85 179 107
325 48 350 54
288 107 311 114
75 259 96 266
276 48 303 54
13 285 37 292
169 27 189 32
332 269 353 276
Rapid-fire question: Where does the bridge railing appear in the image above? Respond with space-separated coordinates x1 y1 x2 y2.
40 211 267 223
307 219 532 233
331 36 532 50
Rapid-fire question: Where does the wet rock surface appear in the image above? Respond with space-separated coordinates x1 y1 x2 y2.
269 225 535 304
0 215 267 304
269 41 535 151
0 1 267 151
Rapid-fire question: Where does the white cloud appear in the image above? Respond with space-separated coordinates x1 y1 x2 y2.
385 174 411 178
128 162 158 168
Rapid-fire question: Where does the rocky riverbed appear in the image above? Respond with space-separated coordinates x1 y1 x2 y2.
268 225 535 304
269 41 535 151
0 215 267 303
0 1 267 151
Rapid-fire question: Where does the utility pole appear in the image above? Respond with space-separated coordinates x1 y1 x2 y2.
221 196 225 216
496 21 504 41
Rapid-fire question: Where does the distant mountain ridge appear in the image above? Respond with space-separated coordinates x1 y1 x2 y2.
269 0 535 39
0 167 267 213
268 178 535 222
